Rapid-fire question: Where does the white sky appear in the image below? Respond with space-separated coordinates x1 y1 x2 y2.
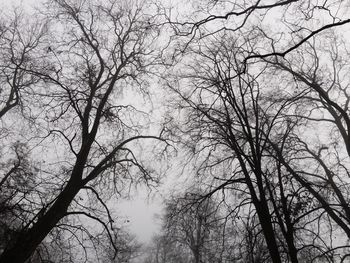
117 190 163 243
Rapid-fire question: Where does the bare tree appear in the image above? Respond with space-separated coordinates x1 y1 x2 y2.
165 28 350 261
146 190 236 263
0 9 44 119
0 0 168 262
143 234 190 263
160 1 350 262
262 32 350 262
0 10 47 258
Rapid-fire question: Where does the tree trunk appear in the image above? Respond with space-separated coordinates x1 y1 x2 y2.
286 230 299 263
0 179 81 263
256 202 282 263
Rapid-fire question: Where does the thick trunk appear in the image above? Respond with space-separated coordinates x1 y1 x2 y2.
286 231 299 263
190 244 201 263
0 141 92 263
0 180 81 263
256 202 282 263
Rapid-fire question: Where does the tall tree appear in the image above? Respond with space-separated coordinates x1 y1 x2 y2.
163 0 350 261
0 0 167 262
166 31 350 261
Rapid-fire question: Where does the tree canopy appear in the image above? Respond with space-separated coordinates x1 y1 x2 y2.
1 0 350 262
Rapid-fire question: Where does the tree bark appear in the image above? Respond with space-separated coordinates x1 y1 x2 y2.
0 179 81 263
255 201 282 263
286 230 299 263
